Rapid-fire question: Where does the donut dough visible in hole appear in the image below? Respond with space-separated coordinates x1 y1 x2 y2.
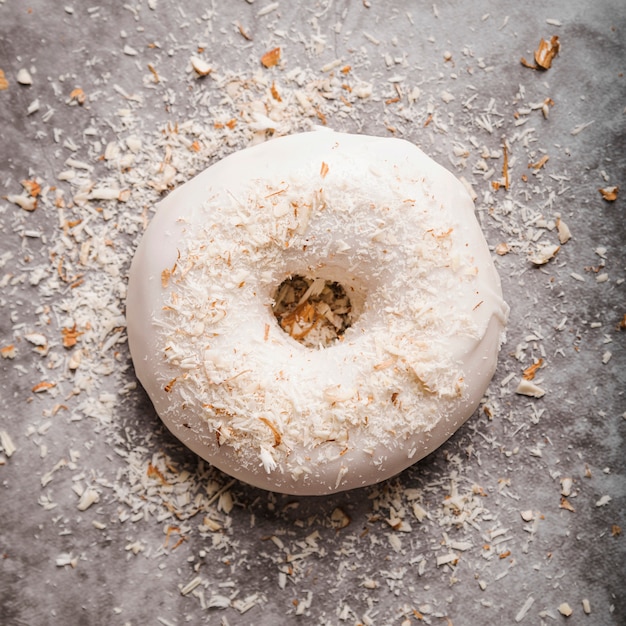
272 275 356 348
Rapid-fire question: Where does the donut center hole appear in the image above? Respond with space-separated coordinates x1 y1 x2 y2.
272 275 355 348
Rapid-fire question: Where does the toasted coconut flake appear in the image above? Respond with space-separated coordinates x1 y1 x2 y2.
25 332 48 347
320 161 329 178
21 179 42 197
559 497 575 512
261 47 281 68
495 242 510 256
522 36 560 70
236 22 252 41
259 417 282 447
522 358 543 380
161 268 171 288
1 344 17 359
147 462 169 485
32 381 56 393
147 63 160 83
69 87 86 105
0 69 8 90
530 243 560 265
535 36 560 69
598 185 619 201
529 155 549 170
190 56 212 76
270 81 281 101
515 379 545 398
542 97 555 118
62 324 83 348
7 194 37 211
556 217 571 244
502 143 510 190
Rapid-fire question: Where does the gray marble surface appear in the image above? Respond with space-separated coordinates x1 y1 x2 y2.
1 1 625 625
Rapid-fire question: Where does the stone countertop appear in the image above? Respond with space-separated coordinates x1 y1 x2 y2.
1 1 625 625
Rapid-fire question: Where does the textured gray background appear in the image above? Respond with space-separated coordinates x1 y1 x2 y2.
1 1 625 625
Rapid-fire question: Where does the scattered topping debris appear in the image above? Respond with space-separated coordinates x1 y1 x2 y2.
556 216 571 244
521 36 560 70
515 379 545 398
31 381 57 393
558 602 573 617
190 56 212 77
261 46 281 68
522 358 543 380
529 155 549 170
1 344 17 359
598 185 619 201
76 487 100 511
61 324 83 348
16 68 33 85
514 596 535 622
0 430 16 457
6 193 37 212
529 243 559 265
69 87 86 105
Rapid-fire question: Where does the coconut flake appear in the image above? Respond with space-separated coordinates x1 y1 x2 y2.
515 379 545 398
190 57 212 77
17 68 33 85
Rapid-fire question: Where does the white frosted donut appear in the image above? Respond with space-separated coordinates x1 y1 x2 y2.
126 131 508 495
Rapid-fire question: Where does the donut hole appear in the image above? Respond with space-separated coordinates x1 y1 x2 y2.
272 275 358 348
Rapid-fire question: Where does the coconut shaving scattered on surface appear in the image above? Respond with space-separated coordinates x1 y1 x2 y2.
0 1 624 624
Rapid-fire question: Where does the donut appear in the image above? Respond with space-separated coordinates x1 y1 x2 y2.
126 130 508 495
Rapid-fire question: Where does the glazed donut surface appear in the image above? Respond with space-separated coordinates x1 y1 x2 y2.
126 131 508 495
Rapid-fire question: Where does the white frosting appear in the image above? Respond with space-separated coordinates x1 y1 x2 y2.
126 131 508 495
